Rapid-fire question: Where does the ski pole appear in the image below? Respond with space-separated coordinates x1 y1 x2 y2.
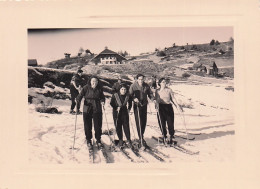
172 103 189 142
102 105 116 149
148 101 153 114
136 105 144 147
156 105 167 145
70 113 78 150
128 109 137 140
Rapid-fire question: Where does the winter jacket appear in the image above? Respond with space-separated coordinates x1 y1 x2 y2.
70 74 85 90
76 85 105 113
129 81 154 106
110 93 132 113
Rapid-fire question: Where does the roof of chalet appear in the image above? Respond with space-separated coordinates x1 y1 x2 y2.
91 48 127 62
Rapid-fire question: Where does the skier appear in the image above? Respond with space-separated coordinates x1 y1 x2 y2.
76 76 105 149
69 69 84 114
110 84 132 148
154 77 183 145
112 75 126 94
129 73 155 146
149 75 158 91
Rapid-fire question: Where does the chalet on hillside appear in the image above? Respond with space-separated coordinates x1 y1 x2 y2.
91 47 127 65
28 59 38 66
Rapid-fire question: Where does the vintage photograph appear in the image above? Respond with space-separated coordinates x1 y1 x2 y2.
28 27 234 164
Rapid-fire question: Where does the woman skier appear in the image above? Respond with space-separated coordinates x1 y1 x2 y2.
110 84 132 148
155 77 183 145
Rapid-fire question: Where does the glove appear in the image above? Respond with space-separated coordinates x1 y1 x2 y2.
133 98 139 103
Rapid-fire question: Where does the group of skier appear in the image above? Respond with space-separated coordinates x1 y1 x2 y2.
69 69 183 150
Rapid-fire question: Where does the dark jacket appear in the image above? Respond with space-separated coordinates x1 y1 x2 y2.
129 81 154 106
112 82 124 94
70 74 84 89
110 93 132 113
76 85 105 113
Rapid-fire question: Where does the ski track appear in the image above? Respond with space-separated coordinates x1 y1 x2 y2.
28 82 234 164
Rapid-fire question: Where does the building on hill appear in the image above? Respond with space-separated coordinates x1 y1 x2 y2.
205 61 218 76
28 59 38 66
90 47 127 65
64 53 71 58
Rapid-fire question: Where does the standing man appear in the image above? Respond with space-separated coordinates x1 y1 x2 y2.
112 75 123 94
70 69 84 114
129 74 155 146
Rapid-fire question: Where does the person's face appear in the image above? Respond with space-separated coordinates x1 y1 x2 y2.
118 79 122 83
119 87 127 95
91 78 98 88
160 80 166 88
137 76 144 86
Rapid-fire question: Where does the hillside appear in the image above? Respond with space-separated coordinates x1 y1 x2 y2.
43 41 234 79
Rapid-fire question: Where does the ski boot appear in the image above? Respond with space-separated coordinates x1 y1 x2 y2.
125 140 132 148
76 110 82 115
139 139 147 151
169 136 177 146
86 140 93 149
96 141 104 150
118 140 124 149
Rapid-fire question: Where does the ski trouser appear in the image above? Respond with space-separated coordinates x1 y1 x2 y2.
157 103 175 137
133 104 147 140
70 85 80 111
83 111 103 142
113 109 131 141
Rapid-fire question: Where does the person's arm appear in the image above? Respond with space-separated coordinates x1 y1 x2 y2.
169 89 183 112
72 75 82 92
76 85 86 104
127 95 132 111
111 83 117 93
110 94 117 109
99 87 106 105
147 84 155 101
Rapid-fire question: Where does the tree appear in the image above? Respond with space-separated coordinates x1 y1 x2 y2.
78 47 84 54
215 40 220 45
123 51 129 57
210 39 215 45
85 49 92 55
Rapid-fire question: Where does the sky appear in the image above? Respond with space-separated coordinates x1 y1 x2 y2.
28 27 233 65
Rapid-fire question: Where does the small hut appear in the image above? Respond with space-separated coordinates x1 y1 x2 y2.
205 61 218 76
28 59 38 67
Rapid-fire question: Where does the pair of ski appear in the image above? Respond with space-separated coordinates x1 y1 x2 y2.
88 142 112 163
152 136 199 155
147 124 200 140
119 144 167 163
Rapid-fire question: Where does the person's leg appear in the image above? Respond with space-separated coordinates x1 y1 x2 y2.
93 112 103 143
112 109 118 128
133 105 142 140
122 113 131 141
70 86 78 112
139 105 147 137
166 105 175 137
116 116 123 141
158 104 167 138
83 112 93 143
